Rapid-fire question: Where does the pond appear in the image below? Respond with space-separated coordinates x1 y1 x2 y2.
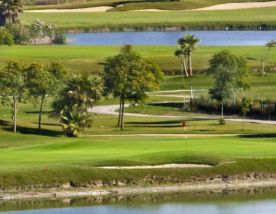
1 189 276 214
67 31 276 46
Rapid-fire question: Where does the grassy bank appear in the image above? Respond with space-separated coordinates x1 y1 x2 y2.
22 7 276 31
1 132 276 189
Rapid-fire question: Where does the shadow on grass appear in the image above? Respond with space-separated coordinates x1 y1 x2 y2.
240 133 276 139
0 120 63 137
25 111 51 114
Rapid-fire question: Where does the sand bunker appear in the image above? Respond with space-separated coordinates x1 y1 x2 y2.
193 1 276 11
98 163 212 169
26 6 113 13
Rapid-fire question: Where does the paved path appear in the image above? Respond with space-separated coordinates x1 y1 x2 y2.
90 104 276 125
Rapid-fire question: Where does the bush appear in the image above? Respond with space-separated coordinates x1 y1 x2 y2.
218 118 226 125
6 23 31 44
52 30 66 44
0 27 14 45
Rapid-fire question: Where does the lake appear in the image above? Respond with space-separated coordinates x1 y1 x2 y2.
67 31 276 46
1 189 276 214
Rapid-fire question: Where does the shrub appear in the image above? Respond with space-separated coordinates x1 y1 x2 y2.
0 27 14 45
6 23 31 44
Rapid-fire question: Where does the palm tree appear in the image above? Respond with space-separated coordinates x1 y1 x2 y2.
0 0 23 26
178 34 199 76
174 48 189 77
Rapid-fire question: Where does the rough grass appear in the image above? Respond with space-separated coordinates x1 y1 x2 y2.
22 7 276 30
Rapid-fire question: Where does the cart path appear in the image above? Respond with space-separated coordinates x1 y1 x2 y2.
90 104 276 125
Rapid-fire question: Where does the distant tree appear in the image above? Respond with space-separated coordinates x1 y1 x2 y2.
209 66 234 118
241 97 252 131
0 61 26 133
174 48 189 77
26 62 67 130
266 40 276 61
0 0 23 26
0 27 13 45
103 47 163 130
209 50 250 103
52 75 103 137
177 34 199 76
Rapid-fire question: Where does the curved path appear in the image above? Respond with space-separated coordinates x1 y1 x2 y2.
91 104 276 125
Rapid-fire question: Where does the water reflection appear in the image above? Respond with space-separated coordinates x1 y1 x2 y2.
1 187 276 213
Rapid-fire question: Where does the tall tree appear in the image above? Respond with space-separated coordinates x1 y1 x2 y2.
209 66 234 118
209 50 250 103
177 34 199 76
0 61 26 133
174 48 189 77
26 62 67 130
103 48 163 130
0 0 23 26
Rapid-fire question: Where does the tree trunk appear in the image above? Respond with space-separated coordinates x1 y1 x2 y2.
242 112 246 131
117 97 122 127
188 52 193 76
12 95 17 133
38 95 45 130
221 103 224 118
182 58 189 77
120 96 125 131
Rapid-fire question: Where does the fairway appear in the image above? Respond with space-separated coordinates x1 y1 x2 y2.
2 135 276 171
22 7 276 30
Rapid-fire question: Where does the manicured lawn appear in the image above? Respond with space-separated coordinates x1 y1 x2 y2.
22 7 276 30
1 131 276 188
1 134 276 172
0 45 274 73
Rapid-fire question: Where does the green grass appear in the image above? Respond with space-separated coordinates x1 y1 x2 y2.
1 45 276 99
0 45 274 73
22 7 276 30
2 131 276 189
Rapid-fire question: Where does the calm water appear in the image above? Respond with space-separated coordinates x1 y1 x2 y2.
1 190 276 214
67 31 276 46
2 200 276 214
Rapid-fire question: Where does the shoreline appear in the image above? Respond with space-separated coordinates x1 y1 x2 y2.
1 178 276 201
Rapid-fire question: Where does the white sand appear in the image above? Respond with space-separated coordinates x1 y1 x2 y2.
193 1 276 11
25 6 113 13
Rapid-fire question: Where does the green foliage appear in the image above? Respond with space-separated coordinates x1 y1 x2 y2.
209 50 251 115
25 62 67 129
0 0 23 25
52 74 103 136
0 27 13 45
61 109 94 137
177 34 199 76
103 47 163 129
5 23 31 44
0 61 27 133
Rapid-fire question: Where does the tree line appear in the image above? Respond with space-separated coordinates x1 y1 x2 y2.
0 46 163 136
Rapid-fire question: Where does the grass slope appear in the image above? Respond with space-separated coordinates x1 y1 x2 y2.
22 7 276 30
1 133 276 189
